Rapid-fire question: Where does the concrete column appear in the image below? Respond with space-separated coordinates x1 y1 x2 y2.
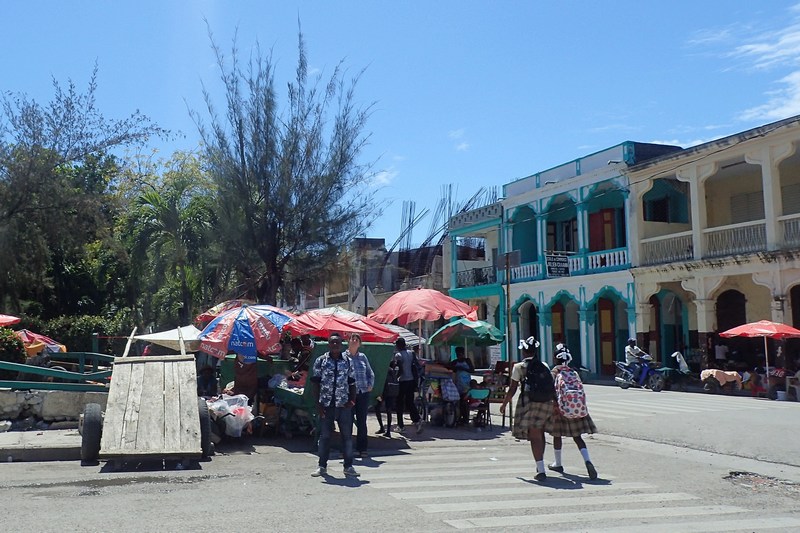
450 235 458 288
577 203 587 254
687 170 707 260
694 298 716 370
536 213 546 260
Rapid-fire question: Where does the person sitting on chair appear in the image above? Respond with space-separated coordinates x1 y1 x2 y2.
448 347 475 424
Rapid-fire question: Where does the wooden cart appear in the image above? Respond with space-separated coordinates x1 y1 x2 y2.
81 354 211 468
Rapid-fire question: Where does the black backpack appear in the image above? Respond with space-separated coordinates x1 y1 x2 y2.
524 358 556 403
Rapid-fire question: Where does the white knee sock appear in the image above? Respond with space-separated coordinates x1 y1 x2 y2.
552 449 562 466
535 460 545 473
580 447 591 462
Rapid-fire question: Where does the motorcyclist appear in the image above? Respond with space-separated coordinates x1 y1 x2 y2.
624 338 650 387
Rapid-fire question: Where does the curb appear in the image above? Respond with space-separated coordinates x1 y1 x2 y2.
0 429 81 463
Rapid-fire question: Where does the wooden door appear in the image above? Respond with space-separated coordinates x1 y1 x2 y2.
598 298 616 374
551 302 565 344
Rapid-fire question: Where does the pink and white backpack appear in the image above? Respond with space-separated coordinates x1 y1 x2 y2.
554 366 588 419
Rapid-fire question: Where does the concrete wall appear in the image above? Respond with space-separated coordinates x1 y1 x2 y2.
0 390 108 421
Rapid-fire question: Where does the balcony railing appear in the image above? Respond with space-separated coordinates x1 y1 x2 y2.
780 213 800 247
456 266 497 288
586 248 629 271
640 231 694 266
510 262 542 282
703 220 766 258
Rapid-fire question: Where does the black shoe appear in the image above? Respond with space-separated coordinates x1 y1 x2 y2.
534 472 547 482
586 461 598 480
374 428 385 434
547 463 564 473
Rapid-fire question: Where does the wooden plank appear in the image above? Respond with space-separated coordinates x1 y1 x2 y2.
115 355 194 364
176 360 201 453
134 361 165 453
163 361 182 452
100 363 132 454
119 361 146 452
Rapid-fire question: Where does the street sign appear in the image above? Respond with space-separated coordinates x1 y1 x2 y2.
545 253 570 278
496 250 521 270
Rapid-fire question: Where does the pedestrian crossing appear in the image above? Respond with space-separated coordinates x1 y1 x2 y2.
363 442 800 531
581 386 798 423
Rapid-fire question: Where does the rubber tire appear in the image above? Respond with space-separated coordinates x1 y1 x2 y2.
198 397 212 459
81 403 103 463
616 369 631 389
648 373 665 393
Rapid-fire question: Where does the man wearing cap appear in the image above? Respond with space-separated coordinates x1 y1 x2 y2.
310 333 359 477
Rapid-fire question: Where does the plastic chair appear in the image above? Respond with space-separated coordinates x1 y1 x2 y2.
466 388 492 429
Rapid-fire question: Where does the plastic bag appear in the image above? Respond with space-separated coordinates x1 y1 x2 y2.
207 394 254 437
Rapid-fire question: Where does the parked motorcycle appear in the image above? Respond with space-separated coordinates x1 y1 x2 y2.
614 353 665 392
660 351 694 392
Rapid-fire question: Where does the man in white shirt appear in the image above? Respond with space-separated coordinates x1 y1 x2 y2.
624 338 648 386
714 342 729 367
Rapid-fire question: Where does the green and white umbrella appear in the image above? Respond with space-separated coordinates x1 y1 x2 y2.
428 318 505 347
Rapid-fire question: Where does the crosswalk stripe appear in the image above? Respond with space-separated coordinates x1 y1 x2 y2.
362 468 613 489
418 491 697 513
390 481 655 500
372 451 524 463
595 399 717 413
363 466 548 481
443 504 747 529
372 459 534 471
560 516 800 533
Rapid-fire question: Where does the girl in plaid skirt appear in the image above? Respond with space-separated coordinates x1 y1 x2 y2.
500 336 554 482
548 344 598 480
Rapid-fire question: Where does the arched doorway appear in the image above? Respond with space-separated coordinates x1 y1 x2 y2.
517 300 540 351
716 289 748 365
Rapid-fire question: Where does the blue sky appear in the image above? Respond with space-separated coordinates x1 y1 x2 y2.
5 1 800 247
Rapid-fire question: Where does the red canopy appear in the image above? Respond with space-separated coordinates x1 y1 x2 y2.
368 288 477 325
286 306 399 343
0 314 21 327
719 320 800 340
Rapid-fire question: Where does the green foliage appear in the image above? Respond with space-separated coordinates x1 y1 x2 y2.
45 312 131 353
0 327 25 379
193 29 381 305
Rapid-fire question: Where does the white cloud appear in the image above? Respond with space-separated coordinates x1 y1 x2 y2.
455 142 470 152
739 70 800 121
732 24 800 70
448 128 465 139
370 168 398 187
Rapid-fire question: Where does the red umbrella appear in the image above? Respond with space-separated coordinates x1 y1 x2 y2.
368 288 477 325
196 299 255 323
720 320 800 396
286 306 399 343
0 314 21 327
15 329 67 356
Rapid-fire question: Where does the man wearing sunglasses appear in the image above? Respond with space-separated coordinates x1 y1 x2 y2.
310 332 359 478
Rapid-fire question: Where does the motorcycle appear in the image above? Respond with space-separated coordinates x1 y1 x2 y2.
614 353 665 392
660 351 695 392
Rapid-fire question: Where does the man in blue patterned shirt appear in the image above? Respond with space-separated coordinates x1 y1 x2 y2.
311 333 358 477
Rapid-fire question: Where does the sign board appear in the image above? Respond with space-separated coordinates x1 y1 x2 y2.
488 344 502 366
545 254 570 278
496 250 521 270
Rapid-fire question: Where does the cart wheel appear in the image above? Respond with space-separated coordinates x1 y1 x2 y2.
198 397 212 459
81 403 103 464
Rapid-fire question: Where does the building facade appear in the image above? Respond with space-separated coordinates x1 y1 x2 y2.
629 115 800 369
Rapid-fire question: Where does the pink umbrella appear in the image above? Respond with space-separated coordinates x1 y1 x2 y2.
0 314 21 327
720 320 800 398
368 288 476 325
368 288 476 357
286 306 399 343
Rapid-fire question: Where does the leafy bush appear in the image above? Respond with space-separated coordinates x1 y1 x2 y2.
0 327 25 379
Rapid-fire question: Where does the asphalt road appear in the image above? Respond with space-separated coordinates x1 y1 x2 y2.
2 384 799 532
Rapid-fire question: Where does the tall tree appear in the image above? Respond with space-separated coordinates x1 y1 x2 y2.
0 67 164 313
193 30 380 305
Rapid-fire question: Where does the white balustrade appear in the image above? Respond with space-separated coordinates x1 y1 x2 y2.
780 214 800 247
703 221 766 257
586 248 629 271
510 262 541 281
640 231 693 266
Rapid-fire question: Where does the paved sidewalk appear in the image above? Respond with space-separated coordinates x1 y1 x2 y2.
0 429 82 462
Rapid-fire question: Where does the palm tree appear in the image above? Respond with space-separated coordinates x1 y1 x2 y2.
129 156 214 325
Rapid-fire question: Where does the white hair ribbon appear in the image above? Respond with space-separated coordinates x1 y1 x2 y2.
518 336 540 350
